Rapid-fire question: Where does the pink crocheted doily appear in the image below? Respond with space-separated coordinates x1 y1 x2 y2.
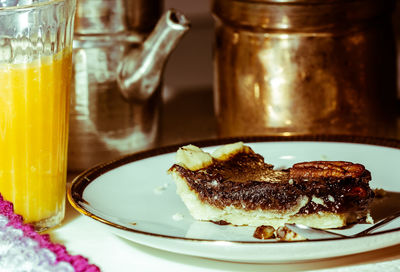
0 193 100 272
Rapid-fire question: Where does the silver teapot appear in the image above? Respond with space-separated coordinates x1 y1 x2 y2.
69 0 190 171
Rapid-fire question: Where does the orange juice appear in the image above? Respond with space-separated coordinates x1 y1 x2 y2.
0 51 72 229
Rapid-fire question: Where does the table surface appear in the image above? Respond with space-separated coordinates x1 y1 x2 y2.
49 16 400 271
48 199 400 272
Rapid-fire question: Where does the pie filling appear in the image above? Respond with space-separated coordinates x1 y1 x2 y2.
168 146 374 216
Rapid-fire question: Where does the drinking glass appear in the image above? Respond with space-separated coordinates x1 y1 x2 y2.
0 0 76 231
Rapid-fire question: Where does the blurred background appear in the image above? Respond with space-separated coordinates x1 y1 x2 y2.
161 0 215 146
68 0 400 172
162 0 400 144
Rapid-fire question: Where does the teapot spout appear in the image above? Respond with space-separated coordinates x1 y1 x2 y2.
117 9 190 102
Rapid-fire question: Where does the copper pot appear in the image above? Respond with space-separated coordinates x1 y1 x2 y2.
212 0 398 138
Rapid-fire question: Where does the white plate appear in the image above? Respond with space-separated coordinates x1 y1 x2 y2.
68 136 400 263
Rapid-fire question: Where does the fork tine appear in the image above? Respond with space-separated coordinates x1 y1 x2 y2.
285 223 346 240
354 210 400 237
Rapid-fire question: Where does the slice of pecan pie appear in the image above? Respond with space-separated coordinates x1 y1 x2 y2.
167 142 374 228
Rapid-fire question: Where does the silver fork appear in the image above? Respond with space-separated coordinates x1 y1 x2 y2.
285 210 400 240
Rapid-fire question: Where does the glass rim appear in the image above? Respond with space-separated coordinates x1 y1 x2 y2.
0 0 74 11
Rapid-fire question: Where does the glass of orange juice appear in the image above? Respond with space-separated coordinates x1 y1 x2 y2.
0 0 75 231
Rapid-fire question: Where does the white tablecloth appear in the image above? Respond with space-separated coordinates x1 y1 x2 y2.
47 202 400 272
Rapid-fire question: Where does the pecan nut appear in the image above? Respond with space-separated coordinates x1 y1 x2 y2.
289 161 365 180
